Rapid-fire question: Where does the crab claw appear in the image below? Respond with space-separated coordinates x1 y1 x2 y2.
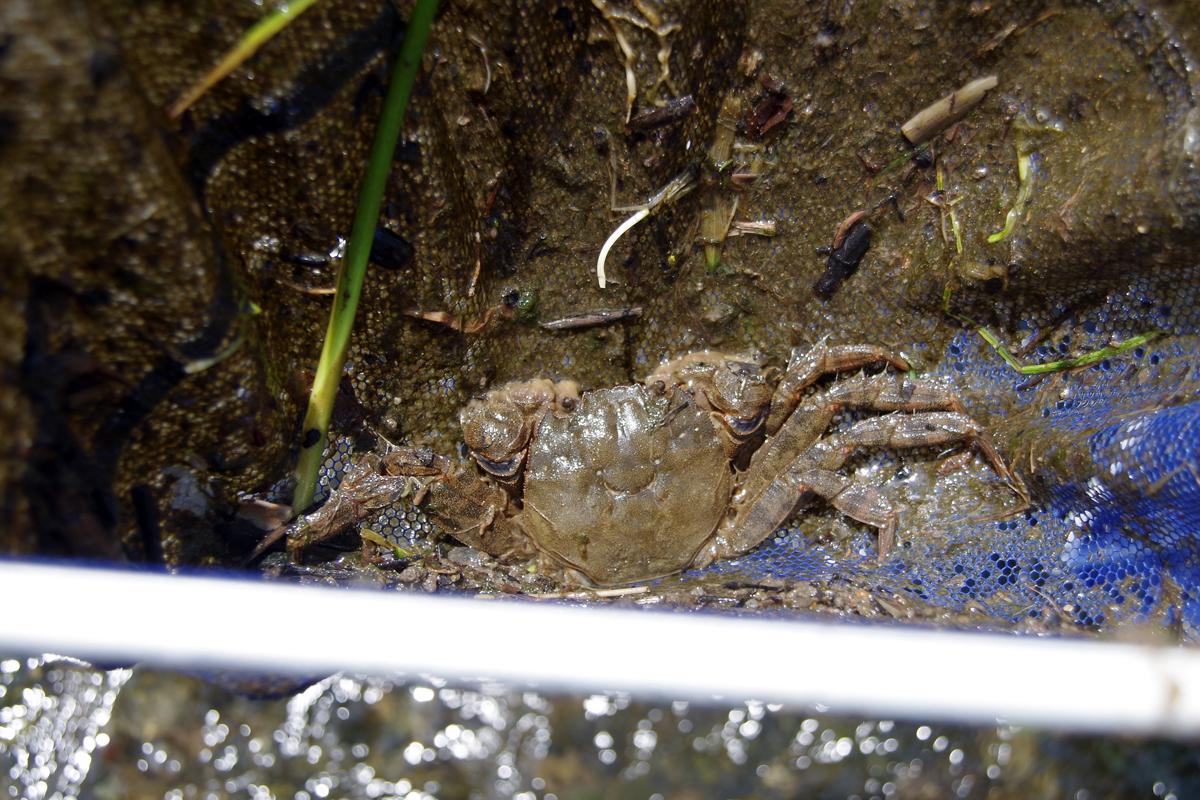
461 400 531 480
645 352 773 458
460 379 581 483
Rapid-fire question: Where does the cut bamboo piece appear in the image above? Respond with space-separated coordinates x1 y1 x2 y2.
901 75 998 145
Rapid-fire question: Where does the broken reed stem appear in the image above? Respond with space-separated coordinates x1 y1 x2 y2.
901 75 998 145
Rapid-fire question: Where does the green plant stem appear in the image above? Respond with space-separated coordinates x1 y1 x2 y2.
877 142 928 177
292 0 439 512
942 287 1159 375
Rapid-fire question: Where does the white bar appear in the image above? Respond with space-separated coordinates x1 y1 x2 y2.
2 560 1197 734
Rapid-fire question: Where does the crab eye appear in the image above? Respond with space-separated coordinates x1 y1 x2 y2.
561 396 577 412
650 379 666 396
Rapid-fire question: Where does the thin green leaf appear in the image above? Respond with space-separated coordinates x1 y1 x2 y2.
292 0 440 512
168 0 322 119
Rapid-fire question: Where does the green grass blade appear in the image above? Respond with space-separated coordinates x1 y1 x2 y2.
292 0 440 512
942 288 1159 376
168 0 322 119
1003 331 1160 374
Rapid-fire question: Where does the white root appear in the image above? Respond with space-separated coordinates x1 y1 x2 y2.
596 207 650 288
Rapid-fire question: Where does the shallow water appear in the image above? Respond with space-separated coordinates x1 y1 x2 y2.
2 655 1196 800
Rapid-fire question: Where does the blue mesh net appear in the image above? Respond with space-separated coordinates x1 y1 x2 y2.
699 278 1200 641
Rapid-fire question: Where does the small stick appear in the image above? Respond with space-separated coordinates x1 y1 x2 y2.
540 306 643 330
597 209 649 288
831 209 869 250
627 95 697 131
466 33 491 94
597 167 697 288
527 585 649 600
728 220 776 237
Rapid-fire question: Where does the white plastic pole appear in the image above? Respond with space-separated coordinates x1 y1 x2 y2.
1 560 1197 735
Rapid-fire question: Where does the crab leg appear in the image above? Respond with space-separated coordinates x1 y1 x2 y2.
766 342 910 434
790 469 898 556
383 449 523 557
796 410 1022 556
821 370 968 415
794 412 1019 556
711 377 1025 562
749 372 940 505
282 455 411 561
819 411 1017 486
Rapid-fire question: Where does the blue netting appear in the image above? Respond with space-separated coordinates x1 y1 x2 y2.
702 274 1200 640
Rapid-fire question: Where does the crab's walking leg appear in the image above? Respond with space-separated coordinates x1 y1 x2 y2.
708 377 1025 563
792 469 898 556
766 342 911 434
283 455 411 562
744 371 982 512
788 411 1019 557
827 409 1027 506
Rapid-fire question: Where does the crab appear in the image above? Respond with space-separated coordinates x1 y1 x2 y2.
372 343 1023 586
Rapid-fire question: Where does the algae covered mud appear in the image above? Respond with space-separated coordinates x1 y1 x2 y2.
3 0 1200 635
